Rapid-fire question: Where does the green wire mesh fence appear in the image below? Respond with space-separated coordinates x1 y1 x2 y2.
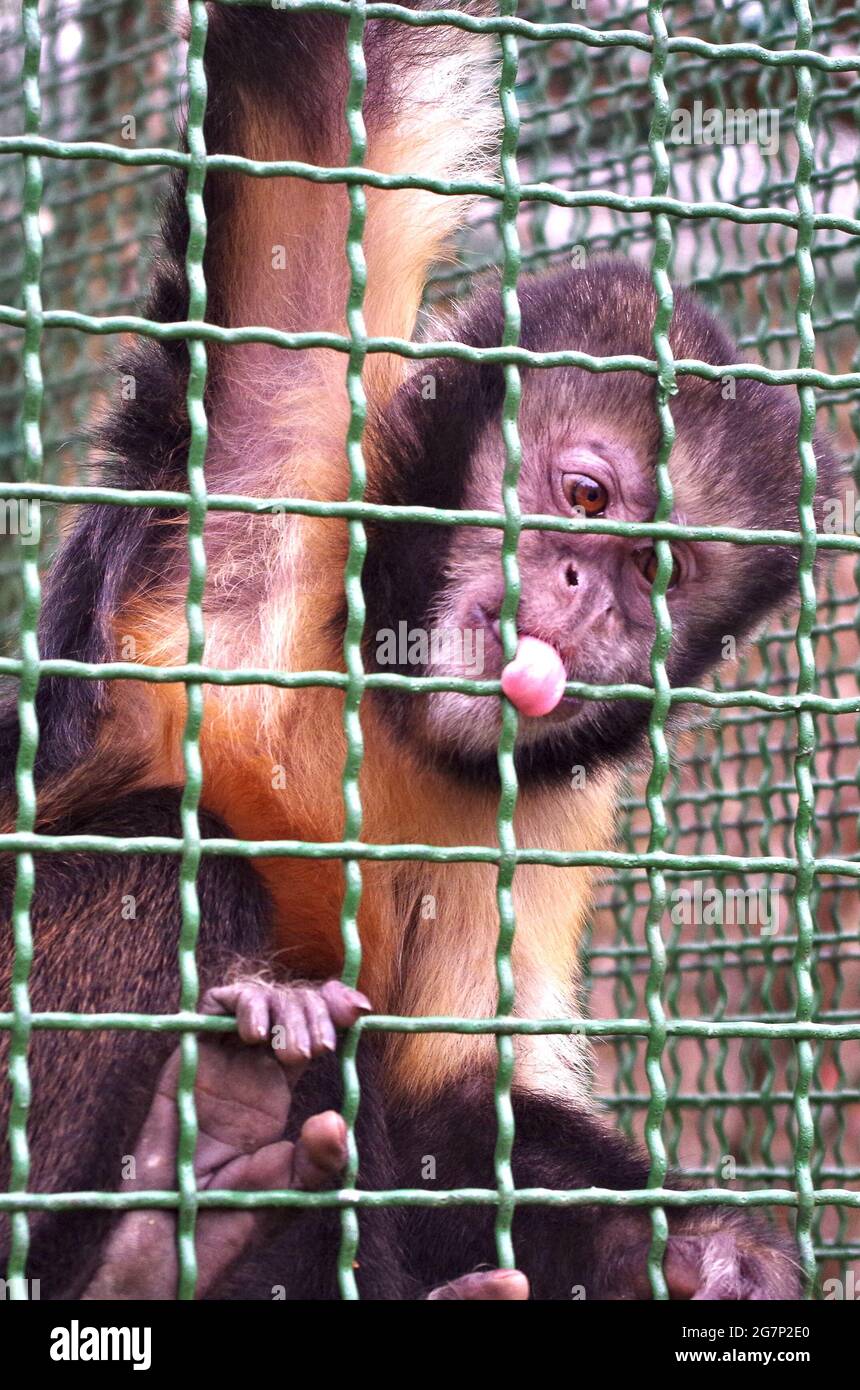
0 0 859 1298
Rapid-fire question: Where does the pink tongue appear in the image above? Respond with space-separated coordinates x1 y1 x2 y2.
500 635 568 717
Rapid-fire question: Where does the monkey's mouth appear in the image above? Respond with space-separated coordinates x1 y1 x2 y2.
478 608 580 722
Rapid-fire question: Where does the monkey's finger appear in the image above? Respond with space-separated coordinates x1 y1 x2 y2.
207 1116 346 1197
235 987 274 1043
426 1270 530 1301
214 1138 299 1195
291 1110 349 1189
319 979 372 1029
201 983 242 1016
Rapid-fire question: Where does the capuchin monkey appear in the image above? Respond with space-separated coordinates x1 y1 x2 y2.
0 2 838 1300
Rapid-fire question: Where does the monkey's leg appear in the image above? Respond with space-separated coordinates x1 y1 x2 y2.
392 1084 801 1301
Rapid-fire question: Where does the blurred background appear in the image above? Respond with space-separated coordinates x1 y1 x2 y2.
0 0 857 1291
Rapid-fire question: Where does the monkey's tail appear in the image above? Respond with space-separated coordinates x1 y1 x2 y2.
67 1 501 797
166 2 501 425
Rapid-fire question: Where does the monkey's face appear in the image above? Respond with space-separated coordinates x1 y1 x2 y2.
414 412 721 778
367 386 819 786
365 262 836 787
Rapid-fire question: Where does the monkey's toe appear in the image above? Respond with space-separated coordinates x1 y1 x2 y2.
319 979 372 1028
201 977 371 1067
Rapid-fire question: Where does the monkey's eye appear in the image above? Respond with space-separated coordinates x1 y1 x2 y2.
635 547 681 588
562 474 608 516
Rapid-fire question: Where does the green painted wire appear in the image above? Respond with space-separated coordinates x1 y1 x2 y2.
3 148 860 244
642 0 676 1301
595 23 660 1149
789 0 822 1300
207 0 860 74
1 1009 858 1042
0 0 858 1294
174 0 212 1302
3 0 44 1303
516 0 551 266
748 163 786 1200
2 826 860 879
7 291 860 384
690 2 731 1189
0 1178 856 1215
4 481 860 554
336 0 370 1302
807 44 844 1276
492 0 523 1274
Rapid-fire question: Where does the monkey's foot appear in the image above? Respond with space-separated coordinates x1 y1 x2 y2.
201 977 371 1071
83 977 369 1300
602 1210 801 1301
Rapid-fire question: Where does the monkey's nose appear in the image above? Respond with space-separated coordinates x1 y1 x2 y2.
562 560 579 590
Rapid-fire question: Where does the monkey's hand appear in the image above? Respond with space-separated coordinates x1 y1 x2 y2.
81 978 369 1300
598 1208 801 1301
